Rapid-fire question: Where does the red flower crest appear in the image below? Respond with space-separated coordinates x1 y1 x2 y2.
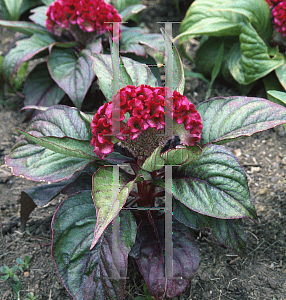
266 0 286 35
46 0 121 36
91 85 203 159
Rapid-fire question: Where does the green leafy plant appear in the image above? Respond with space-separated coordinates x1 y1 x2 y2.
4 28 286 299
0 0 42 21
0 0 164 114
25 292 38 300
176 0 286 103
0 265 19 282
16 255 30 273
134 284 156 300
0 255 37 300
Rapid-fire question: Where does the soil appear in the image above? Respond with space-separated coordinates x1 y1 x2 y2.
1 0 286 299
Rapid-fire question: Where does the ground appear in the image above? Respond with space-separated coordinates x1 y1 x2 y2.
1 0 286 299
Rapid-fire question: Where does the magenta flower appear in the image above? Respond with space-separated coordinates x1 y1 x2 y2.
266 0 286 35
91 85 203 160
266 0 281 9
272 1 286 35
46 0 121 36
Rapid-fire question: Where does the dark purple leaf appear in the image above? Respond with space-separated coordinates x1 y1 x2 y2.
48 41 101 109
196 96 286 145
60 174 92 196
130 218 199 300
173 199 247 256
20 179 74 231
52 191 137 299
23 62 65 108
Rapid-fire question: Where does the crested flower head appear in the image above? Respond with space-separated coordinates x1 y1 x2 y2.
266 0 286 35
46 0 121 38
91 85 203 160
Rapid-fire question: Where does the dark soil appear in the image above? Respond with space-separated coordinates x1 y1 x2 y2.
1 1 286 299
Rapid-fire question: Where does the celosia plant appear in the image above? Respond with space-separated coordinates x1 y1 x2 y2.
0 0 164 112
5 33 286 299
176 0 286 108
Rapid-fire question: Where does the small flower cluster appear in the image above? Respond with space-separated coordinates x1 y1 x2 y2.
266 0 286 35
266 0 281 8
91 85 203 159
46 0 121 36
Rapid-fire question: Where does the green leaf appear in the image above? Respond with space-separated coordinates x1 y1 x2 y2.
0 266 9 273
0 20 51 36
121 53 162 85
0 55 4 102
90 54 158 101
173 199 247 256
179 17 241 41
161 28 185 94
16 258 24 265
0 0 23 20
275 54 286 91
178 0 272 41
52 191 137 299
11 281 21 293
184 70 209 83
91 166 136 248
41 0 55 5
141 146 165 172
177 0 279 85
168 144 256 219
3 34 55 82
24 256 30 263
115 0 140 11
205 41 224 99
23 62 65 108
25 292 39 300
161 146 202 166
228 23 284 85
17 132 97 160
0 55 3 70
120 26 165 56
5 106 95 182
20 0 42 15
267 90 286 107
119 4 146 22
11 265 18 273
10 61 28 92
29 6 48 28
48 42 99 108
1 274 9 281
196 96 286 145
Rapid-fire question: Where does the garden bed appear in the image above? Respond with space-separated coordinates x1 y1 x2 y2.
1 0 286 299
